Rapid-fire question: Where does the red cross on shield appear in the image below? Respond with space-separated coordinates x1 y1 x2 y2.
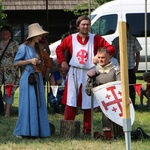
93 81 135 127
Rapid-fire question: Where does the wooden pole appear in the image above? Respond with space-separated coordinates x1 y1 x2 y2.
119 22 130 118
46 0 49 42
119 21 131 150
88 0 91 17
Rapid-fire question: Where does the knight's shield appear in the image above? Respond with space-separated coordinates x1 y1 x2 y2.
92 81 135 126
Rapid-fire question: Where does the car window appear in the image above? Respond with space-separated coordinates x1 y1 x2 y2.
91 14 118 36
90 14 97 21
126 13 150 37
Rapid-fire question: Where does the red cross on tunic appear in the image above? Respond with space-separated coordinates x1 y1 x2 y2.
76 49 88 64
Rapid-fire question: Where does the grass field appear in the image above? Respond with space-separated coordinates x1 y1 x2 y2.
0 74 150 150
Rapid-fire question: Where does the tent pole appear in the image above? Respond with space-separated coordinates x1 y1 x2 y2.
145 0 148 71
46 0 49 41
88 0 91 17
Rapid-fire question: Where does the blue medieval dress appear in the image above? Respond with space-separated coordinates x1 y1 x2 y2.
13 44 50 137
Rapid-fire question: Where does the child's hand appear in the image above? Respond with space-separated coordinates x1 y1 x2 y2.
93 55 99 64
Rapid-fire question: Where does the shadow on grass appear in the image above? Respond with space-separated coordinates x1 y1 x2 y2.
136 75 143 80
11 106 18 117
135 104 150 112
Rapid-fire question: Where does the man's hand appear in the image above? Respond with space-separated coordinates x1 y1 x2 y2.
134 66 138 73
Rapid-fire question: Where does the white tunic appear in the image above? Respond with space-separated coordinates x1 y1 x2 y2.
67 33 99 109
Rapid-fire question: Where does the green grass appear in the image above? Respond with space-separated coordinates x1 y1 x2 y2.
0 75 150 150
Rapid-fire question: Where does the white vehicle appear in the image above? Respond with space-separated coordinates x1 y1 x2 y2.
49 40 61 59
49 0 150 70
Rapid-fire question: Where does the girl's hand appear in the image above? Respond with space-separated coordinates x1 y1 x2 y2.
31 58 38 65
36 59 42 65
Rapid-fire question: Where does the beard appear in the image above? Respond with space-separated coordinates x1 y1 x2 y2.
80 29 89 36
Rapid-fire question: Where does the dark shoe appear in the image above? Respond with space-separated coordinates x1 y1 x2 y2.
131 130 140 140
136 127 150 139
53 107 60 114
83 131 104 140
94 131 104 140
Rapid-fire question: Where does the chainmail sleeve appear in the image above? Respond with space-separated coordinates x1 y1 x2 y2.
115 70 121 81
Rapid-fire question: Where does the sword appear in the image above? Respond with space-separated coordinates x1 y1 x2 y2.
87 69 100 139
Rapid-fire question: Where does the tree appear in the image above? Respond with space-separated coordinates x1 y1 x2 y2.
95 0 113 5
0 0 7 28
65 0 113 16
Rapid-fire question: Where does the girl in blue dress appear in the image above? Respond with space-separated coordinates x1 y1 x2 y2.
13 23 50 138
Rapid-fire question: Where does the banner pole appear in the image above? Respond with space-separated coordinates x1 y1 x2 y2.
119 21 132 150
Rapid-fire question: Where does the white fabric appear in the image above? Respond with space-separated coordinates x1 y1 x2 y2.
67 33 99 109
69 33 95 69
51 86 58 97
110 57 120 70
93 81 135 126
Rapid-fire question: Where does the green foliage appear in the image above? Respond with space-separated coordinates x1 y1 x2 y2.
95 0 114 5
0 88 150 149
0 74 150 150
65 0 114 16
0 0 7 28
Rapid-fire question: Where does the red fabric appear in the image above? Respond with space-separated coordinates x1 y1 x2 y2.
64 105 77 120
134 84 142 96
83 109 91 134
40 50 52 77
5 84 13 98
77 85 82 106
146 83 150 90
61 78 68 105
58 33 115 106
56 33 115 64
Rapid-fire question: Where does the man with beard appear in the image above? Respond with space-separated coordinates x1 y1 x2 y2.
56 15 115 135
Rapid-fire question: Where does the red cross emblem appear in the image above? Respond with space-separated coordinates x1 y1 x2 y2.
93 81 135 126
102 86 123 117
76 49 88 64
